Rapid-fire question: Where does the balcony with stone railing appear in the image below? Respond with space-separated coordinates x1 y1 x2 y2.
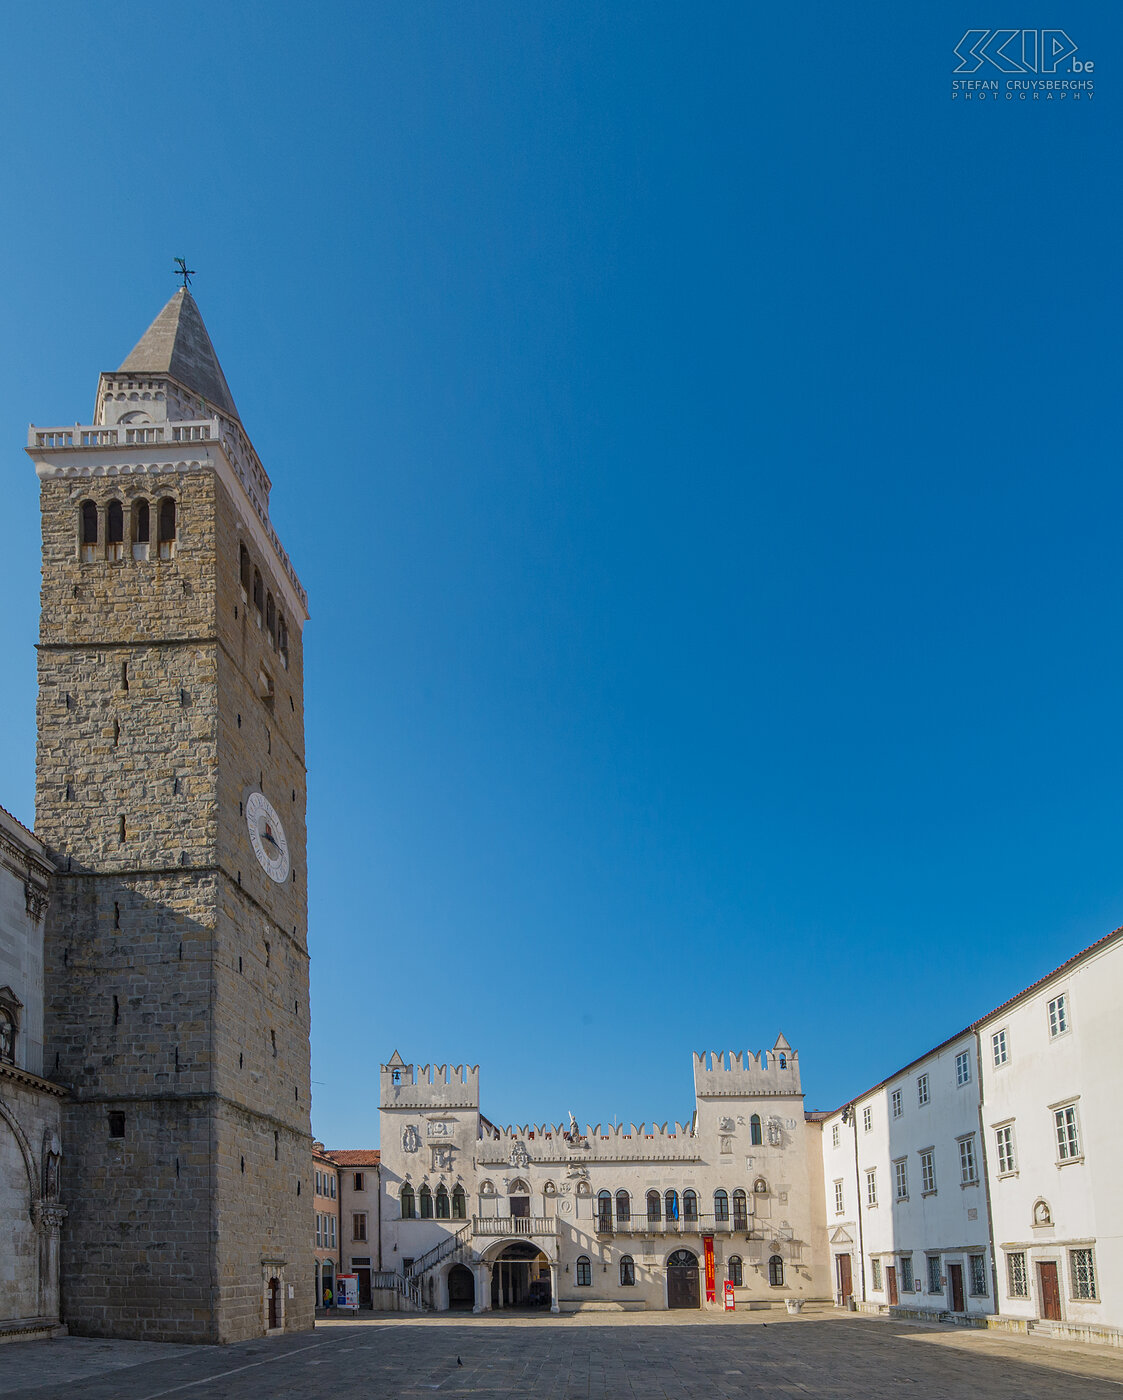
593 1211 760 1238
472 1215 559 1242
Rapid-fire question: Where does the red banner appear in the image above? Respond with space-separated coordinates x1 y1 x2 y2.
704 1235 716 1302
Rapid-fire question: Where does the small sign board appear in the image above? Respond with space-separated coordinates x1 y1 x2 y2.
723 1280 736 1311
336 1274 359 1310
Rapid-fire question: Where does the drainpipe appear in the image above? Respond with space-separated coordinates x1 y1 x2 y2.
376 1164 383 1272
847 1104 866 1304
974 1028 999 1314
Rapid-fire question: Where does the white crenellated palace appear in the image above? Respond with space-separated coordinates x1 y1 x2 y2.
374 1039 830 1314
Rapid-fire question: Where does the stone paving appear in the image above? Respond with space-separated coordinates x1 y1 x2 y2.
4 1308 1123 1399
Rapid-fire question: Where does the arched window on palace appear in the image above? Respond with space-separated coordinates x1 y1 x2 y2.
419 1184 433 1218
714 1189 729 1222
399 1183 415 1219
157 497 176 558
596 1191 613 1231
106 499 124 561
240 541 251 594
435 1185 450 1218
620 1255 635 1286
80 500 98 561
451 1185 467 1219
576 1255 592 1287
133 498 150 558
664 1189 679 1222
278 612 289 667
728 1256 744 1287
0 1005 16 1065
615 1190 631 1224
682 1189 698 1222
253 569 264 621
732 1189 748 1230
768 1255 784 1287
750 1114 763 1146
266 593 276 647
646 1190 661 1223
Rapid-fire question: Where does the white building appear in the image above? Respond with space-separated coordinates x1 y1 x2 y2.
0 804 66 1341
819 926 1123 1345
978 929 1123 1343
377 1041 830 1314
821 1033 992 1320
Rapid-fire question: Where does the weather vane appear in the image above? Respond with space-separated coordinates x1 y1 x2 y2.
174 257 195 290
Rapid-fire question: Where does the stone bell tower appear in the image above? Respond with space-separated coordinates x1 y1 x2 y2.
28 286 313 1342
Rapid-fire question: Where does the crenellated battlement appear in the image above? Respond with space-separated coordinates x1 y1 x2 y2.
475 1118 700 1164
380 1053 479 1109
693 1036 801 1098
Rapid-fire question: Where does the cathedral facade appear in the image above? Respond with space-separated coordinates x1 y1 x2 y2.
19 287 314 1342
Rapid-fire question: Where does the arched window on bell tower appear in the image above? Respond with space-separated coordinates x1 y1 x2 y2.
132 498 150 559
80 500 98 561
158 497 176 559
106 499 124 562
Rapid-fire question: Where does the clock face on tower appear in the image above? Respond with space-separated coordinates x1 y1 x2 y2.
245 790 290 883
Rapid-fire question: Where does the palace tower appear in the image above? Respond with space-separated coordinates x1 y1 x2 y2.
28 287 313 1342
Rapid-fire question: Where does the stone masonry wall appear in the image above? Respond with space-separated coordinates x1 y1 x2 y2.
36 458 312 1341
210 472 312 1340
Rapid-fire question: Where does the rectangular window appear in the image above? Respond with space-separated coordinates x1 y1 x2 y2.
891 1088 902 1119
995 1125 1016 1174
920 1149 936 1194
331 1176 336 1199
894 1158 908 1200
865 1169 877 1208
1007 1252 1028 1298
315 1214 322 1248
872 1258 883 1291
315 1169 322 1195
352 1213 367 1242
901 1256 914 1292
917 1073 930 1106
832 1123 840 1148
1048 993 1068 1038
927 1254 942 1294
956 1050 971 1086
834 1179 845 1214
354 1172 365 1191
992 1028 1008 1066
958 1135 978 1185
863 1105 872 1133
329 1215 336 1247
1054 1104 1081 1161
969 1255 988 1297
1071 1249 1097 1300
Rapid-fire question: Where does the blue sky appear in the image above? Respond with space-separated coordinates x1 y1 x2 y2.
1 4 1118 1146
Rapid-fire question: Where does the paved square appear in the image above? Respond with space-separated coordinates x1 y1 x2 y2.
4 1309 1123 1399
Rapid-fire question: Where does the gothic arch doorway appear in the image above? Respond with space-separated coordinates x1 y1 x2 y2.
667 1249 700 1309
490 1243 551 1309
448 1263 474 1310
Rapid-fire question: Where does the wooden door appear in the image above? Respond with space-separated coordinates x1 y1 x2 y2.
267 1277 280 1329
948 1263 964 1312
1039 1262 1061 1321
510 1196 530 1219
886 1266 898 1305
667 1250 701 1309
836 1254 853 1306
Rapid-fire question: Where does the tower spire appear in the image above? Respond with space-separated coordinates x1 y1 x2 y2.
118 288 238 420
